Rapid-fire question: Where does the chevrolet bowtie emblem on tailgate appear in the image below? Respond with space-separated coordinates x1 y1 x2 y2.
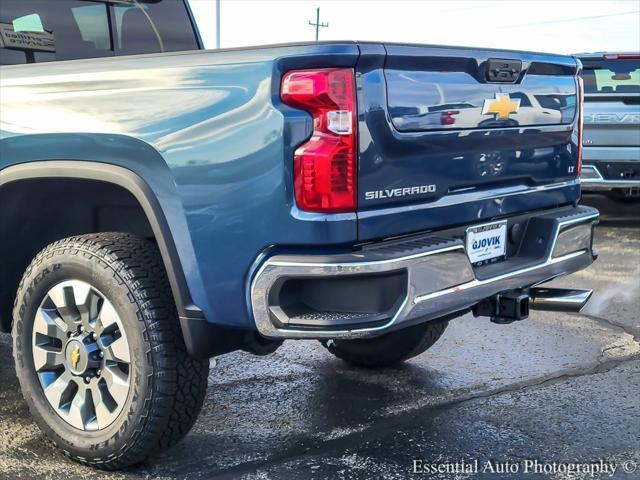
482 93 520 120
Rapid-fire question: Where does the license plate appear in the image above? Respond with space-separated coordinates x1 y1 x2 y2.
466 220 507 266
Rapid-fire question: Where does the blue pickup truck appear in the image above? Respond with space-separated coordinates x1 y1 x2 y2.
0 0 599 470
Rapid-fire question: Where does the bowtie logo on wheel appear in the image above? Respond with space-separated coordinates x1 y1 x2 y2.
71 346 81 370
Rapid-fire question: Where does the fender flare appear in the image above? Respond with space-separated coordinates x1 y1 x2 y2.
0 160 204 323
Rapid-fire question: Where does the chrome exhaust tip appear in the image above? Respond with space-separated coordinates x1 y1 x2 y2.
529 288 593 313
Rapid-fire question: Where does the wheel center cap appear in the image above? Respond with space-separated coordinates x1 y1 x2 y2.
65 339 89 375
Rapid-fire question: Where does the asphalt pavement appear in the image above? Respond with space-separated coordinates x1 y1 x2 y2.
1 194 638 480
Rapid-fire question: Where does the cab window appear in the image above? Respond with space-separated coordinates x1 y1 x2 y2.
0 0 199 65
580 58 640 94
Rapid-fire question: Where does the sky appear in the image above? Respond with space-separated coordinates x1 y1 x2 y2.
188 0 640 55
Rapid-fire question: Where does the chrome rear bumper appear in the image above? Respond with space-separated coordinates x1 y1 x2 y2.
250 206 599 339
581 165 640 190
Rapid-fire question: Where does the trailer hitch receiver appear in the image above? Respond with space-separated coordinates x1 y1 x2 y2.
473 290 530 324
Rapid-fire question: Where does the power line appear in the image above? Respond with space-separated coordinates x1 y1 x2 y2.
309 7 328 42
496 10 639 28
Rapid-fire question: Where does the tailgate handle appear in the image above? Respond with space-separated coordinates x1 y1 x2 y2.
486 58 522 83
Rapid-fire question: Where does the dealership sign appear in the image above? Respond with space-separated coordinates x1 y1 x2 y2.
0 23 55 52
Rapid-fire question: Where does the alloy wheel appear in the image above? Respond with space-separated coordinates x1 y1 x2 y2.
32 280 132 431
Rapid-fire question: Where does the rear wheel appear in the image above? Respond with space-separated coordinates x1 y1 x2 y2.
12 233 208 469
321 319 449 368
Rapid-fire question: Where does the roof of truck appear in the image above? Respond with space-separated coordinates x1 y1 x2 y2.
573 52 640 58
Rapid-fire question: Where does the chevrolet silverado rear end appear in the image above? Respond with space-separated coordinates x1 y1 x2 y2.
1 18 599 466
252 43 599 344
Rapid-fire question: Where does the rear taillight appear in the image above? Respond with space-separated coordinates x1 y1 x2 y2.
440 110 459 125
281 68 357 213
576 76 584 177
603 53 640 60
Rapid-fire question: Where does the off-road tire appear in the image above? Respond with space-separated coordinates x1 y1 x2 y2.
322 320 449 368
12 233 209 469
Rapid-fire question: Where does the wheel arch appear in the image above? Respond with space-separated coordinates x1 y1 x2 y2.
0 161 202 333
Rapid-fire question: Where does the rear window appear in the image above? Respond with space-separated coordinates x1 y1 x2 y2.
579 58 640 94
0 0 199 65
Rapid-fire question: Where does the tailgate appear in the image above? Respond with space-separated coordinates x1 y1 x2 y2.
583 96 640 147
356 44 581 241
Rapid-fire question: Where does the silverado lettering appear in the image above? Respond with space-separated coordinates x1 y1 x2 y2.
364 184 436 200
583 113 640 124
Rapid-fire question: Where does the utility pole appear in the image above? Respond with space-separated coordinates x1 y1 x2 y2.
216 0 221 49
308 7 328 42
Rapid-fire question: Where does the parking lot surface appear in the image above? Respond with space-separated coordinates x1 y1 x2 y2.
1 195 638 480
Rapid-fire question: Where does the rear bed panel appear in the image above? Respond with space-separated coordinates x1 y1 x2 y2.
355 43 581 241
583 98 640 147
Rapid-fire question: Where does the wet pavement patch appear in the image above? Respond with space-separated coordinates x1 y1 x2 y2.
0 195 638 480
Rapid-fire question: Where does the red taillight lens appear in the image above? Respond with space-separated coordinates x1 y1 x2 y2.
281 68 357 213
440 110 459 125
576 76 584 177
603 53 640 60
